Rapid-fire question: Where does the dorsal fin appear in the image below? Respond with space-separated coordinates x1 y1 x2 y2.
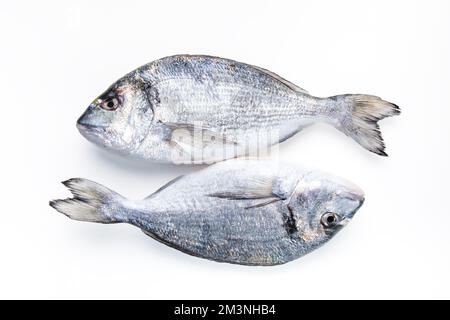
251 64 309 94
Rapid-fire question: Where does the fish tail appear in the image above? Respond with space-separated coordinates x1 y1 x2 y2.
331 94 400 156
49 178 125 223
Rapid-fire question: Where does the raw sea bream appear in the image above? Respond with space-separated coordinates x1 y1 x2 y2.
50 159 364 266
77 55 400 164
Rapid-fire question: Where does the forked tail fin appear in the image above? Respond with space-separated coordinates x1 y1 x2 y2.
49 178 124 223
332 94 400 156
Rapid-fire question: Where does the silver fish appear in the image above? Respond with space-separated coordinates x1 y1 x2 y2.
49 159 364 266
77 55 400 164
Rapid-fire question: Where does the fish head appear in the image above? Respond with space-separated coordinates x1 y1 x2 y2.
288 172 365 245
77 75 154 154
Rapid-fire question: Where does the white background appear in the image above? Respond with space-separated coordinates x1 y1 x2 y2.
1 0 449 299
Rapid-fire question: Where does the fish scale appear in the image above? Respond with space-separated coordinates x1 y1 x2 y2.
155 80 302 127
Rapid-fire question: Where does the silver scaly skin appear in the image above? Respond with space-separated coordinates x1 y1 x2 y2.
77 55 400 164
50 159 364 266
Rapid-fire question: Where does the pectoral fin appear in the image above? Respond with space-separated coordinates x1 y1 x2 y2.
207 176 287 209
244 198 282 209
162 122 238 156
144 175 185 200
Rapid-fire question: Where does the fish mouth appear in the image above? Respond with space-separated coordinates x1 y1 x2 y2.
343 197 365 224
356 197 365 210
336 196 365 228
76 121 103 134
338 218 351 227
76 104 107 132
76 109 105 134
76 121 106 145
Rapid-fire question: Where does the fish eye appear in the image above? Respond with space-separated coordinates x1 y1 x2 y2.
100 97 120 111
321 212 340 228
